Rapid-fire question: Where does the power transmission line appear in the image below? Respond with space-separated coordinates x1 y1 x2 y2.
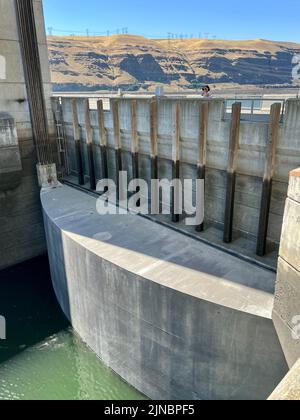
46 27 219 40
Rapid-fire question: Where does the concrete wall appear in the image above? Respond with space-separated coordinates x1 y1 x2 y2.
273 168 300 368
0 112 22 191
42 184 288 400
60 97 300 246
0 0 55 269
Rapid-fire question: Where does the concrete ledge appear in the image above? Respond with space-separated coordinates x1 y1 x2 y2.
41 185 288 400
279 199 300 272
288 168 300 203
269 358 300 400
290 169 300 177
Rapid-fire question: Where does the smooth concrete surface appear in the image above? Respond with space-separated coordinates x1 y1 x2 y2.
269 358 300 400
42 184 288 400
0 0 55 269
273 169 300 368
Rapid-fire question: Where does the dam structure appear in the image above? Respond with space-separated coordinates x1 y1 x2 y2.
1 0 300 400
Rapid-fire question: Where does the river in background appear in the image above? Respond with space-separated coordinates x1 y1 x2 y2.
0 256 145 400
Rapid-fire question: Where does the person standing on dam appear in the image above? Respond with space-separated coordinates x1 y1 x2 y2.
202 85 212 98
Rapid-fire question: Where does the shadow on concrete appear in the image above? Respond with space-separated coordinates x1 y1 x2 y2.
59 181 277 295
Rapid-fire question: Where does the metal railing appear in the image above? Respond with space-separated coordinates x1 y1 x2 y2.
224 98 287 122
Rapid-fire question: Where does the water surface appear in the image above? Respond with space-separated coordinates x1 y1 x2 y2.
0 256 145 400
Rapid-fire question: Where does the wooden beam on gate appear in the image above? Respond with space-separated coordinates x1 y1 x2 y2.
131 100 139 180
223 102 242 243
196 101 209 232
97 100 108 180
72 98 84 185
171 102 181 223
256 103 282 256
112 100 122 198
84 99 96 190
150 99 158 180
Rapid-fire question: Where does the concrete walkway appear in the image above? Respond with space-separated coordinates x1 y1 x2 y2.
42 184 276 319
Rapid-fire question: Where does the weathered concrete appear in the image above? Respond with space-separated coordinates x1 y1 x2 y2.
0 112 22 191
37 163 58 188
59 97 300 247
42 184 288 400
0 0 55 269
269 358 300 400
273 168 300 368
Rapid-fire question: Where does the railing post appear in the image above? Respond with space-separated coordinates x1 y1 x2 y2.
196 101 209 232
223 102 241 243
256 103 282 256
72 99 84 185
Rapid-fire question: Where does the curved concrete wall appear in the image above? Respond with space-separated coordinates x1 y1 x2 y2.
42 185 288 400
273 168 300 368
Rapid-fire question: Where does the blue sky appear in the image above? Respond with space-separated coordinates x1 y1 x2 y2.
43 0 300 43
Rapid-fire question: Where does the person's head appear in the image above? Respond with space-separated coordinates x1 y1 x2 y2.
202 85 211 93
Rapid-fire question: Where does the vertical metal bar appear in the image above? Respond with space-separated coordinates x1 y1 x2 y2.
223 102 242 243
281 101 285 123
84 99 96 190
131 100 139 180
52 98 63 171
150 99 159 213
97 100 109 180
256 103 282 256
15 0 52 165
251 100 255 121
60 98 70 176
171 102 181 223
112 100 122 199
196 101 209 232
72 99 84 185
150 99 158 180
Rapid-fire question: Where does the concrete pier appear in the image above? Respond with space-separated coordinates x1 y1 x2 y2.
0 0 55 270
41 184 288 400
273 168 300 368
58 97 300 262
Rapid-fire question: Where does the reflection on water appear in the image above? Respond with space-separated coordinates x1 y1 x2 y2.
0 329 145 400
0 256 145 400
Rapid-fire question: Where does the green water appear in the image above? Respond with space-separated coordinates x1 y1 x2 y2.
0 256 145 400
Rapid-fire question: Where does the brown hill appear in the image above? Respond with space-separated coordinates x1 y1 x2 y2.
47 35 300 92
